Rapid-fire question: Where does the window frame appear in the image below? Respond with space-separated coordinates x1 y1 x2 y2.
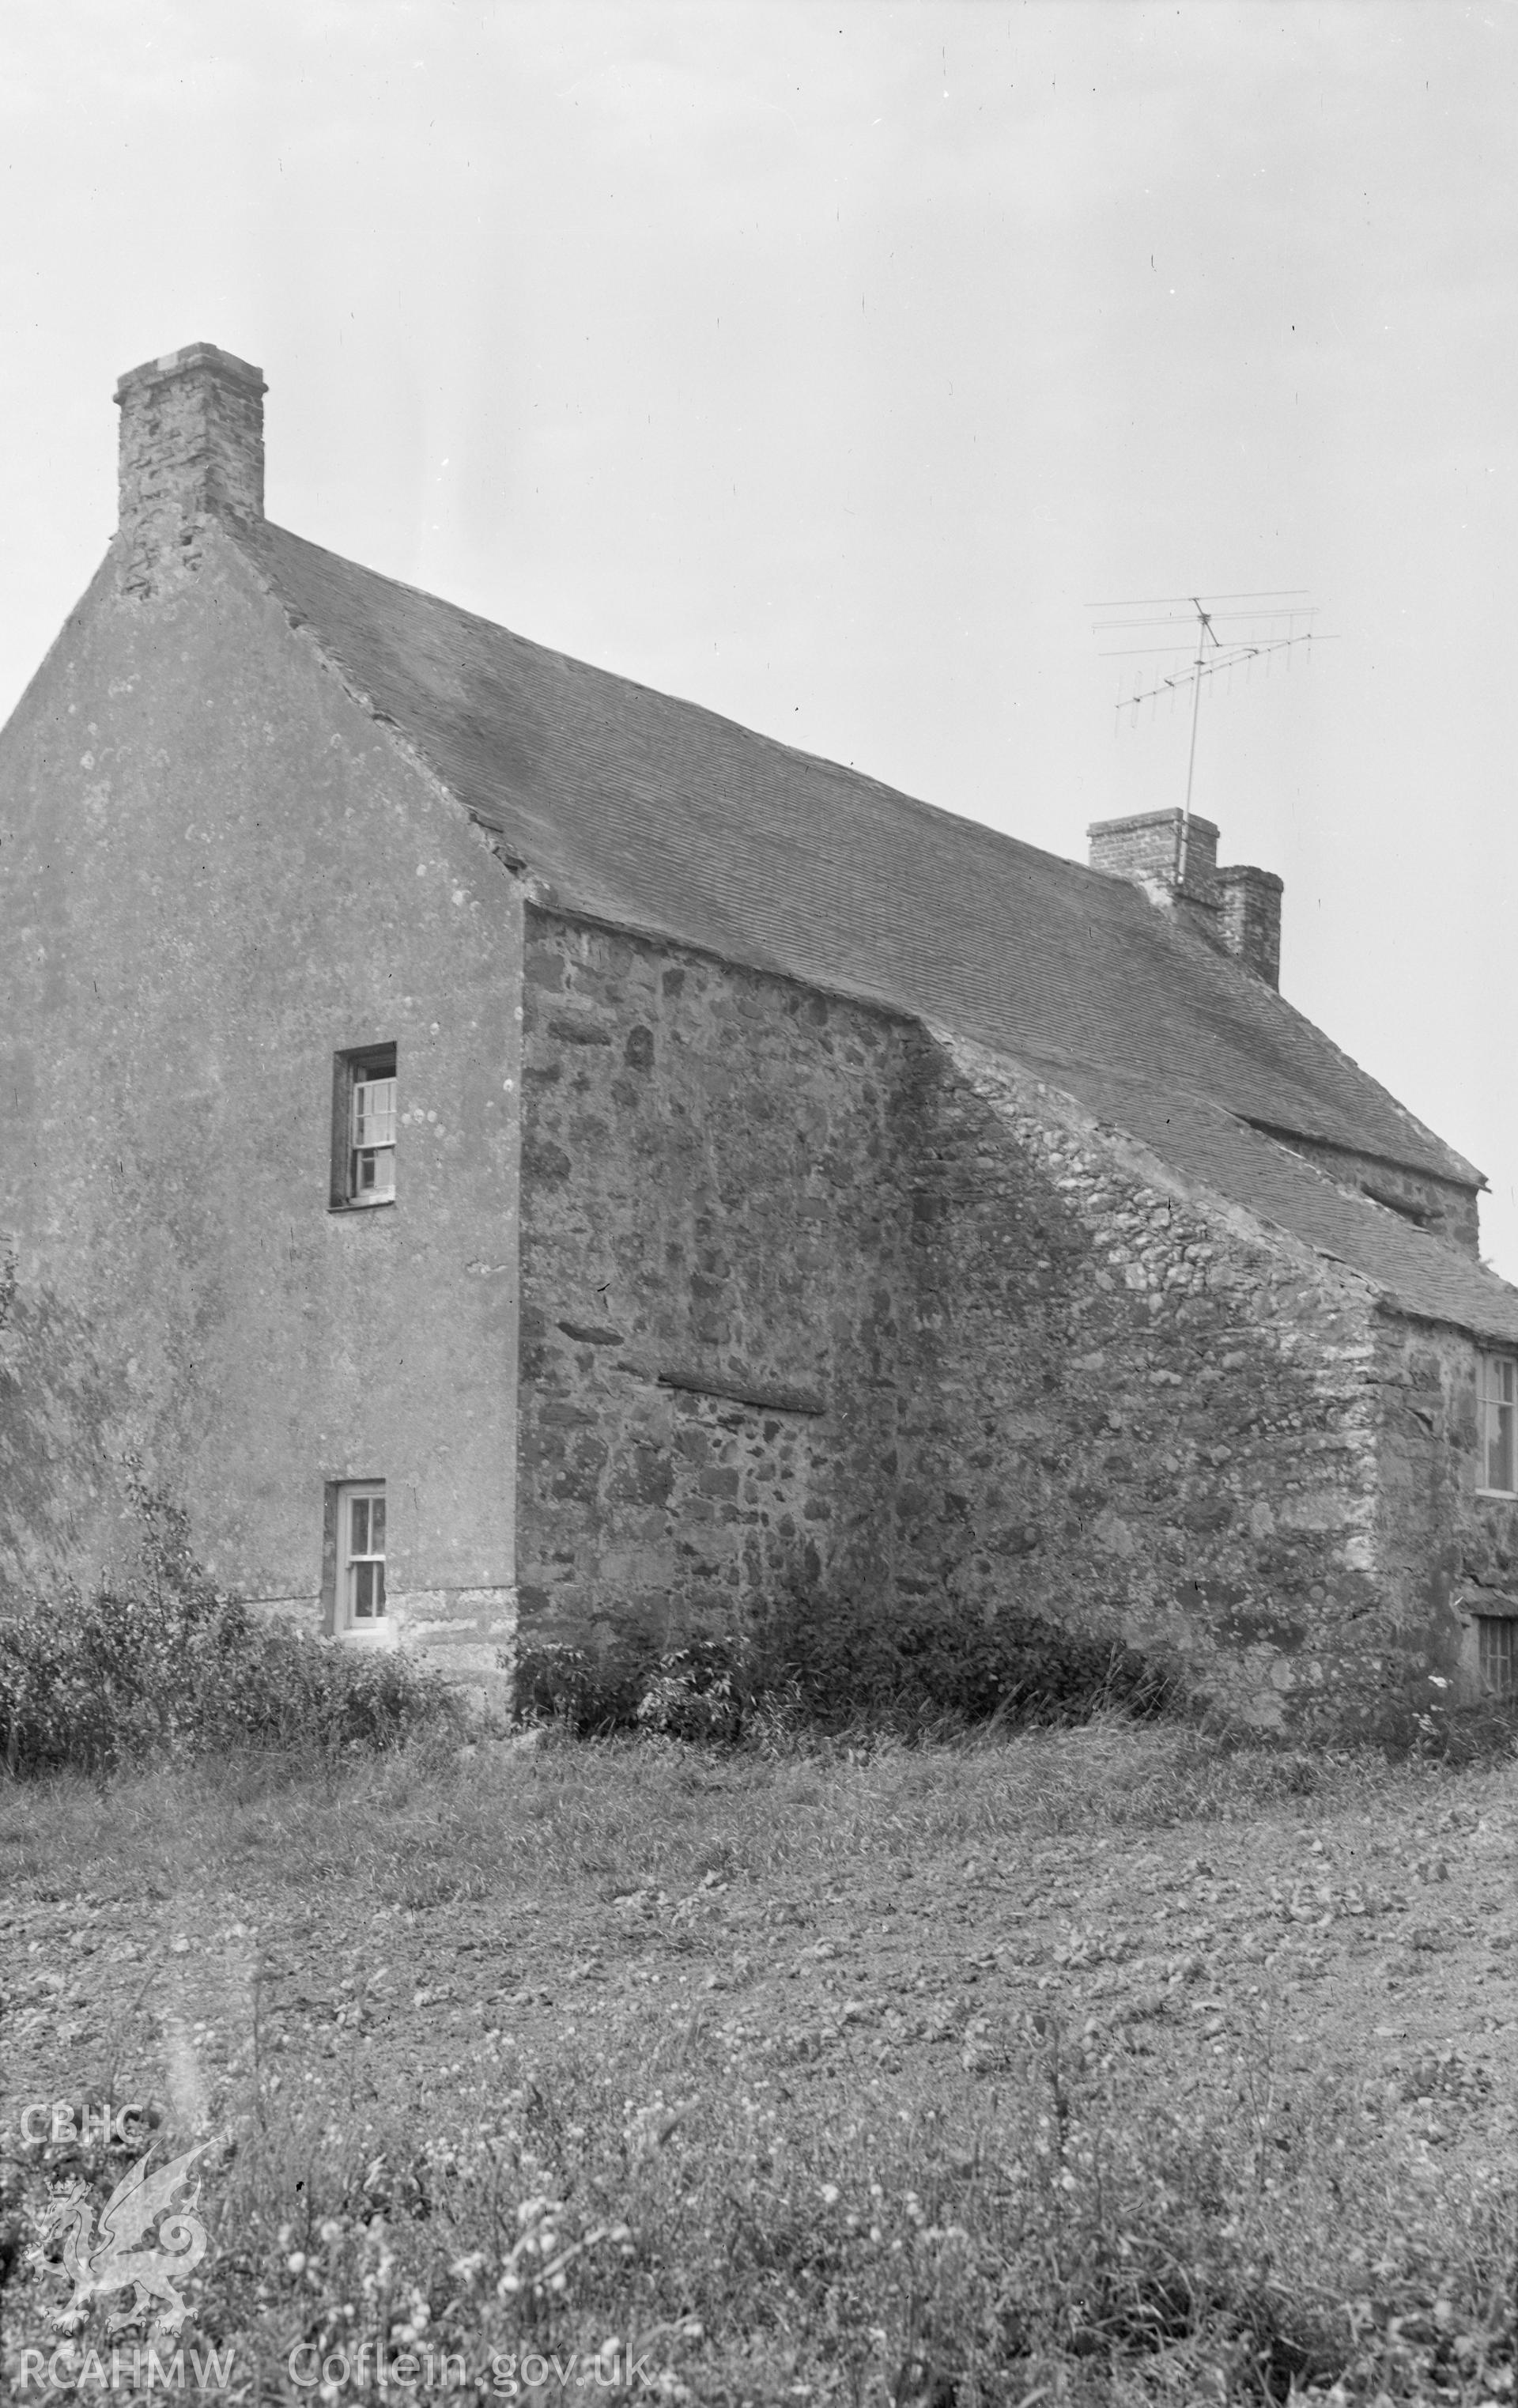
1476 1351 1518 1497
1478 1612 1518 1698
333 1479 388 1638
330 1042 398 1212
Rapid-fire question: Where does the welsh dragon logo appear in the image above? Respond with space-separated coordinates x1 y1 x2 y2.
31 2145 210 2336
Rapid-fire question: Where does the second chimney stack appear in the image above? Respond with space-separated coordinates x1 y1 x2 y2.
1218 864 1284 989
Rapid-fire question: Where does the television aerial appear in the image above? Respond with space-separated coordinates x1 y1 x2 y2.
1086 589 1329 882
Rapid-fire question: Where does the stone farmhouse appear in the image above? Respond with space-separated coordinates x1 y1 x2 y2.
3 342 1517 1735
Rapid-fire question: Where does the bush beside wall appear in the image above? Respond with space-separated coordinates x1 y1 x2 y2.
0 1486 459 1779
516 1587 1179 1742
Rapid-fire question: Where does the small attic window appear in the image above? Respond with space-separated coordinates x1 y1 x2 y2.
1476 1352 1517 1495
332 1044 397 1208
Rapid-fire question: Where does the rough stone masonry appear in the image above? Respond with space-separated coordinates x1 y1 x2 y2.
6 342 1518 1739
512 905 1494 1737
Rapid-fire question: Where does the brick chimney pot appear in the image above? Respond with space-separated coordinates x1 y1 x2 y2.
1087 807 1283 988
1086 808 1220 905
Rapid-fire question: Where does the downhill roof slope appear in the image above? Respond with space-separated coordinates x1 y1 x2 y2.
1023 1056 1518 1345
244 520 1477 1195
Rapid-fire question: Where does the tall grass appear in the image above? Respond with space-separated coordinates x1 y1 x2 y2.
25 1991 1512 2404
6 1724 1516 2402
0 1708 1441 1911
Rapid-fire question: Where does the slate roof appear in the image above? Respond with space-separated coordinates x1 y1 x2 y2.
1020 1057 1518 1348
236 520 1517 1341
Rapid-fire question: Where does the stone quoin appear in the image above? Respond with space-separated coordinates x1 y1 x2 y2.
2 343 1516 1734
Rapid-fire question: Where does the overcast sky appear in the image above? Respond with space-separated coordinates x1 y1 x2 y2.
3 2 1516 1267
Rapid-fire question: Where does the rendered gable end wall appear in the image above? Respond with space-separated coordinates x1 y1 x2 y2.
0 520 522 1694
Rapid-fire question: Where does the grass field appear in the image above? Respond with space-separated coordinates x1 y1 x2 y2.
3 1718 1518 2405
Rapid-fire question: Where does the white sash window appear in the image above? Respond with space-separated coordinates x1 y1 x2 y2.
339 1483 387 1629
333 1043 398 1208
350 1072 397 1201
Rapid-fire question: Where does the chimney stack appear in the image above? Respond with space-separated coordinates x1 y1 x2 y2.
114 344 266 595
1086 807 1282 989
1086 807 1219 903
1218 864 1283 989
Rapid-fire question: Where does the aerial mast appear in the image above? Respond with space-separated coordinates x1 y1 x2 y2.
1178 599 1216 885
1087 589 1324 886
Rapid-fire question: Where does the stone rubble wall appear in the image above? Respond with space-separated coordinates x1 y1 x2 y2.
514 905 1457 1733
1370 1314 1518 1714
896 1037 1392 1734
515 906 918 1656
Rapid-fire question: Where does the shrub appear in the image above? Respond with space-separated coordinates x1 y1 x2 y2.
0 1482 459 1779
515 1588 1179 1745
1408 1687 1518 1766
512 1641 651 1736
755 1585 1179 1735
635 1637 751 1745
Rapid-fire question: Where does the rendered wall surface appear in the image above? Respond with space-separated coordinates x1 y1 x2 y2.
0 527 521 1687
